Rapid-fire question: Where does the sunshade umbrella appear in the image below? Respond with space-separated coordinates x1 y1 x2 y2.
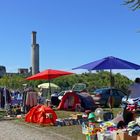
73 56 140 108
26 69 74 95
38 82 60 89
73 56 140 86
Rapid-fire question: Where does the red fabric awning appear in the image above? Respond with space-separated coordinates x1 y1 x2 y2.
26 69 74 80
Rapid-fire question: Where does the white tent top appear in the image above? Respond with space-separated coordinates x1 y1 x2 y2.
38 83 60 89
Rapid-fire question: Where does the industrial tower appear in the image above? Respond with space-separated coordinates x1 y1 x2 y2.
31 31 39 75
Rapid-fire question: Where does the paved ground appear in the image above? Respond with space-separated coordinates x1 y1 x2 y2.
0 120 71 140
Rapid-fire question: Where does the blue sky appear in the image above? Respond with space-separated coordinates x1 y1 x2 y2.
0 0 140 79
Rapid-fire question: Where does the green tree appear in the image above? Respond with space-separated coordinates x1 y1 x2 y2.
124 0 140 10
0 72 133 93
0 75 26 90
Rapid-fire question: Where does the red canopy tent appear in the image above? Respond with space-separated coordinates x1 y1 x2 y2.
26 69 74 80
26 69 74 94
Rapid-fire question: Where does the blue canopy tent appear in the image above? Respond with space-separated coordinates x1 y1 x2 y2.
73 56 140 86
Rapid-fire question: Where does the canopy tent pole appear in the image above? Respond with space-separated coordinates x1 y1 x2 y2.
110 69 112 88
110 69 115 88
109 69 114 111
48 80 51 99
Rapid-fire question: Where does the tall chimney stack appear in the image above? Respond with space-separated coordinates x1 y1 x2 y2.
32 31 36 45
31 31 39 75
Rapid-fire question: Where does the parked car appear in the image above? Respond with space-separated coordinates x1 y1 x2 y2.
91 87 127 107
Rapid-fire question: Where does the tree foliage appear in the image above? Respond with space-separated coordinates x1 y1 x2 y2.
0 71 133 93
53 71 132 92
124 0 140 10
0 75 26 90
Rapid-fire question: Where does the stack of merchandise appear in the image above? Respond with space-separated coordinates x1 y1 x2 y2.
82 113 102 140
127 121 140 136
55 114 86 127
114 118 140 140
96 121 117 140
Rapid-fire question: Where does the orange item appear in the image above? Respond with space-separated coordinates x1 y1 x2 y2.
25 105 57 125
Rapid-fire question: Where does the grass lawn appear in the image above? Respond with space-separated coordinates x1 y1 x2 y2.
13 108 122 140
0 110 7 119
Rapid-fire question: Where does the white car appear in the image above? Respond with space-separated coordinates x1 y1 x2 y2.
58 90 72 100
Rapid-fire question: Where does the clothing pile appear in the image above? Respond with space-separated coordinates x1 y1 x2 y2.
127 121 140 136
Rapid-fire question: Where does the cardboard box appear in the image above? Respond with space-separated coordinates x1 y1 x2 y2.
115 132 137 140
70 114 82 119
137 136 140 140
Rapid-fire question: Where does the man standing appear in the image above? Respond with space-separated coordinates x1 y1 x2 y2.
128 77 140 98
